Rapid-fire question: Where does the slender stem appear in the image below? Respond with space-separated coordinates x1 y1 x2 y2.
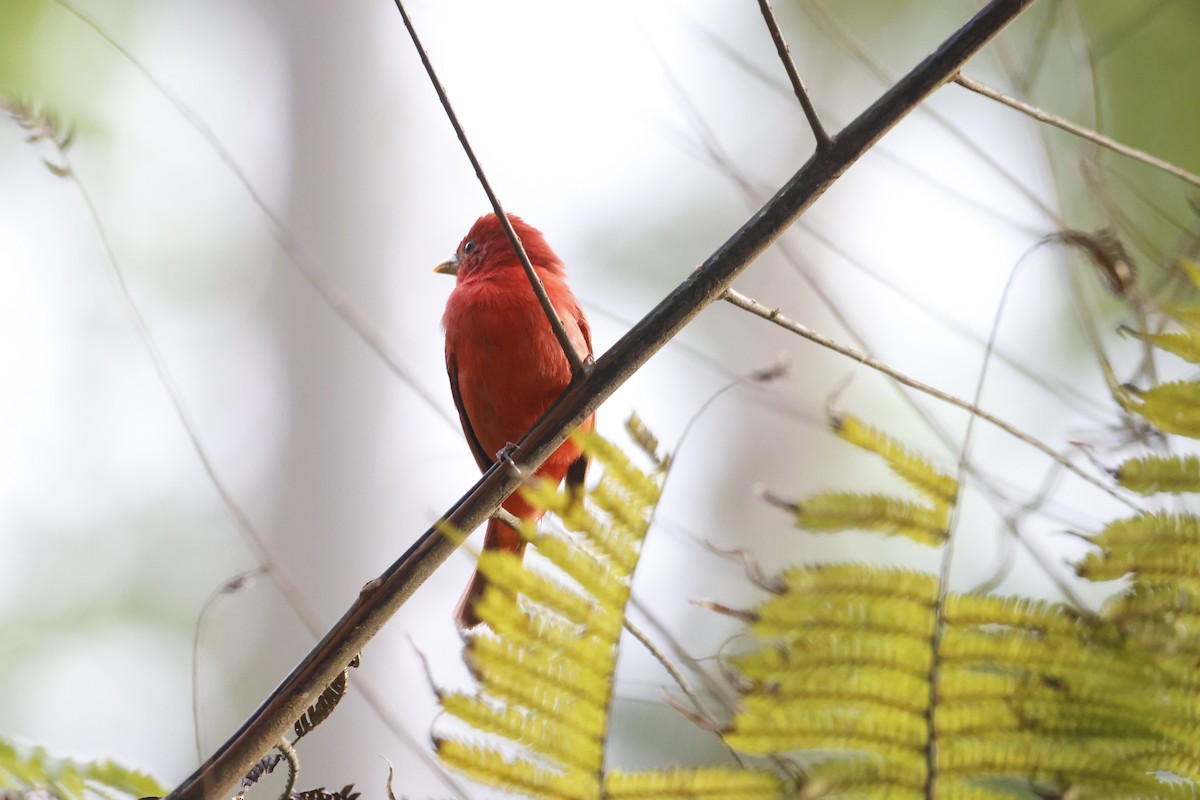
955 73 1200 190
392 0 587 375
165 3 1035 796
193 571 264 766
755 0 831 151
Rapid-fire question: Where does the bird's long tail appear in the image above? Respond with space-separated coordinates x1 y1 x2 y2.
454 515 526 630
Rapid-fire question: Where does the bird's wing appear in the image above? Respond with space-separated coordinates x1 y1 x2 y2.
447 352 494 472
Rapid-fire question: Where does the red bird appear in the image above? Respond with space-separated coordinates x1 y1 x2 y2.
436 213 594 629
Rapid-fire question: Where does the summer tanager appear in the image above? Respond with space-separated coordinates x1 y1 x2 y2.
436 213 593 629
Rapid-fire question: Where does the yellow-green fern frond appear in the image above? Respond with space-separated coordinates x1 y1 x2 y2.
790 757 927 800
792 492 949 545
1158 301 1200 331
729 628 934 678
1101 583 1200 655
605 767 782 800
441 692 605 772
1079 505 1200 745
938 736 1196 796
1129 380 1200 438
1120 326 1200 364
942 594 1080 634
1076 512 1200 595
781 418 953 547
754 586 936 640
0 737 165 799
833 414 958 506
1087 511 1200 551
625 412 672 472
527 528 630 611
473 549 608 630
779 563 939 603
1115 453 1200 494
1175 258 1200 292
435 740 596 800
725 565 932 783
441 424 720 800
723 561 1200 795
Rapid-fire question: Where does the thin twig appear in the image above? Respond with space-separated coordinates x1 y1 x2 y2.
193 570 264 766
391 0 587 375
720 287 1138 511
755 0 831 151
955 73 1200 190
166 4 1037 795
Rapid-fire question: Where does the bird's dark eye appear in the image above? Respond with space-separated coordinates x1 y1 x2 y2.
463 240 476 254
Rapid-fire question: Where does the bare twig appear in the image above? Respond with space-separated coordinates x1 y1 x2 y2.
391 0 587 375
193 570 264 765
720 287 1138 511
166 3 1036 796
955 73 1200 190
755 0 831 151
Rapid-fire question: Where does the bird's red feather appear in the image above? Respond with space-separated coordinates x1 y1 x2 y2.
440 213 593 628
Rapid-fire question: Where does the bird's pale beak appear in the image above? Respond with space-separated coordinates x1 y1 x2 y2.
434 256 459 276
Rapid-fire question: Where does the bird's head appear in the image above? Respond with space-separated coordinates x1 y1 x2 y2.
435 213 564 281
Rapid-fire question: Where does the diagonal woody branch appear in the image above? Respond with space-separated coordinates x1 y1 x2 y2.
165 1 1035 797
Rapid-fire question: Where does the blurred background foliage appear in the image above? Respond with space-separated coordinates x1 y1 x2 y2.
1 1 1197 797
